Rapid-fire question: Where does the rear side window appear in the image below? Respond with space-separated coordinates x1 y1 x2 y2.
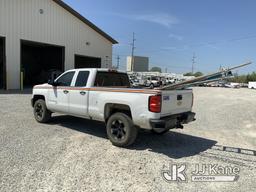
75 71 90 87
94 72 130 87
56 72 75 86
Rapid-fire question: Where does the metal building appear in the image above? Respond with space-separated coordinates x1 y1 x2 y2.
0 0 117 89
126 56 149 72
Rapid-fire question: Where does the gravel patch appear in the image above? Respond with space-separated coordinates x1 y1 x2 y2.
0 87 255 192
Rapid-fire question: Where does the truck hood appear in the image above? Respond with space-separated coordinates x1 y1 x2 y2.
33 83 51 88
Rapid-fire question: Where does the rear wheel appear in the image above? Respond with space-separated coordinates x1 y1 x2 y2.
33 99 51 123
149 83 154 89
106 113 138 147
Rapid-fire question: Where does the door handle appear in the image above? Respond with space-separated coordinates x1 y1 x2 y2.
80 91 86 95
63 90 69 94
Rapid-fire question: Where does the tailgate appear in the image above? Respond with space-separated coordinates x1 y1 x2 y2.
160 89 193 117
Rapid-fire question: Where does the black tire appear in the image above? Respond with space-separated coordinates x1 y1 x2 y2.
149 83 154 89
106 113 138 147
33 99 51 123
151 129 170 135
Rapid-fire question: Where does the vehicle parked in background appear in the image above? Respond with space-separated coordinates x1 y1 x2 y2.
248 81 256 89
165 77 175 84
145 76 161 88
224 83 240 88
31 69 195 147
230 82 240 88
160 77 167 86
130 79 140 88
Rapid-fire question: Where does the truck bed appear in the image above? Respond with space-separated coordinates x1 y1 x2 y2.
160 89 193 117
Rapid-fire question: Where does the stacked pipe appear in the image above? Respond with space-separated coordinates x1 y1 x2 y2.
160 61 252 90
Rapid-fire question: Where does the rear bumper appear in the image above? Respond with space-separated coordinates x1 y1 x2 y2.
150 112 196 130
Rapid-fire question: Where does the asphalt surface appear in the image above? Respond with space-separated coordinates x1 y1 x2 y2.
0 87 255 192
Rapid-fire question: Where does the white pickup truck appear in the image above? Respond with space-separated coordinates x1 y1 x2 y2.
32 68 195 147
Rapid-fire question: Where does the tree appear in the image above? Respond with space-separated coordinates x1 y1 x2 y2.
184 71 203 77
228 71 256 83
150 67 162 73
183 72 193 76
194 72 203 77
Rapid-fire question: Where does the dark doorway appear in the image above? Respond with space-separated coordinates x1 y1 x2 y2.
75 55 101 69
0 37 6 89
21 40 65 87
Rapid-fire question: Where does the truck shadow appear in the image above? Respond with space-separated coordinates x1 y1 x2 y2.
132 130 217 158
50 115 217 159
50 115 107 138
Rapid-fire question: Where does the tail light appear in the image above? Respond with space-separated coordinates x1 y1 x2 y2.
149 95 161 113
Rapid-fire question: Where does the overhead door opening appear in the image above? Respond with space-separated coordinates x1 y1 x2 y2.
21 40 64 87
75 55 101 69
0 37 6 89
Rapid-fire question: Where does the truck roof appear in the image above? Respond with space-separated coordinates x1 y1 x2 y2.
65 68 126 74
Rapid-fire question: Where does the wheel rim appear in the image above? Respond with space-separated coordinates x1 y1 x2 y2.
35 103 44 119
110 120 127 140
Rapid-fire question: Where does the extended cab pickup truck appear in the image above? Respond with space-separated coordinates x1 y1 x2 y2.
32 69 195 147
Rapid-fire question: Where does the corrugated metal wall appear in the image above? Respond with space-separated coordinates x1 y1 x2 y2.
0 0 113 89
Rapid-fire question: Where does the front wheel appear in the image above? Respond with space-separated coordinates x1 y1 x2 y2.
106 113 138 147
33 99 51 123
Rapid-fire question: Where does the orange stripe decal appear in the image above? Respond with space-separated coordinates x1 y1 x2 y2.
33 86 161 94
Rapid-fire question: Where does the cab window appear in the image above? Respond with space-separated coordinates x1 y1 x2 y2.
55 72 75 86
94 72 130 87
75 71 90 87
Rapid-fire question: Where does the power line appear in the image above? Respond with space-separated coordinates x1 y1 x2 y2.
115 33 256 56
114 33 256 72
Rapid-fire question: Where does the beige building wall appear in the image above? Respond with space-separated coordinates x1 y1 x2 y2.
0 0 114 89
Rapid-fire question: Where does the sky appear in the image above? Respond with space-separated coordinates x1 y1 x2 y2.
63 0 256 74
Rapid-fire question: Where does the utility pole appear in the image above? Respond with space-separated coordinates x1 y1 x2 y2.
165 68 168 73
192 53 196 74
219 65 223 71
116 55 120 69
131 32 136 71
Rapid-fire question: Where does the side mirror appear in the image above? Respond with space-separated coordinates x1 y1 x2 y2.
48 79 57 86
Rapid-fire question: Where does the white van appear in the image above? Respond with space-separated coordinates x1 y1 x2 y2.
248 82 256 89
